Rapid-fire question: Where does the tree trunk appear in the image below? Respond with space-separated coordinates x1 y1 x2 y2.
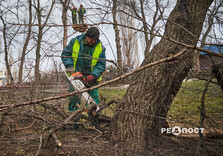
35 1 42 82
34 0 55 82
35 29 42 82
119 8 138 69
19 0 32 85
109 0 213 149
61 0 69 49
112 0 122 69
0 16 13 83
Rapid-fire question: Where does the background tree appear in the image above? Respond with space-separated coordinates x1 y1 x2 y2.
0 16 13 84
0 2 22 84
109 0 214 148
0 0 223 155
112 0 123 69
122 0 166 57
33 0 55 82
59 0 70 49
118 6 139 69
196 0 223 69
18 0 33 85
201 1 223 47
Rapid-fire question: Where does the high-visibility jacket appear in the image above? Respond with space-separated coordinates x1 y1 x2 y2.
73 9 77 16
78 8 86 15
61 34 106 81
72 39 103 81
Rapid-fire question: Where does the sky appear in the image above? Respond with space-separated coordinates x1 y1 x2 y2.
0 0 150 73
0 0 119 72
1 0 221 75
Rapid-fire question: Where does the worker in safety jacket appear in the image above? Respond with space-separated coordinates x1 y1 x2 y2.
78 4 86 24
61 27 106 112
70 6 77 25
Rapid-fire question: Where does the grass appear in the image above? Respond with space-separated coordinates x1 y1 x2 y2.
98 87 126 117
98 81 223 130
99 87 126 101
168 80 223 129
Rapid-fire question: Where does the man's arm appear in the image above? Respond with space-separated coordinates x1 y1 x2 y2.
61 38 76 69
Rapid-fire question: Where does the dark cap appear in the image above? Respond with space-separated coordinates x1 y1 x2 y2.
85 27 100 39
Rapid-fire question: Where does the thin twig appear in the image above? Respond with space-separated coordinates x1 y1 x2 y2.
12 119 36 131
35 133 43 156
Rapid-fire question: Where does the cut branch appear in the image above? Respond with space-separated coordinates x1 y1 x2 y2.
0 48 190 112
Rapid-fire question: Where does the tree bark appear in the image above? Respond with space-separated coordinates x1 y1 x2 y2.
109 0 213 149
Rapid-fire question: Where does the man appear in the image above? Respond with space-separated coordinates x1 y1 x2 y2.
61 27 106 112
69 6 77 25
78 4 86 24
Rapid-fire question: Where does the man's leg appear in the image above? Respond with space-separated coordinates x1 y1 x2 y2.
82 16 84 24
79 16 83 24
68 83 81 129
74 15 77 25
68 95 80 111
89 88 100 104
69 88 99 111
79 16 81 24
68 83 80 111
72 16 74 24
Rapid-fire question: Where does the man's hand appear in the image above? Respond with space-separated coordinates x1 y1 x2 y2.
83 75 96 85
72 72 83 79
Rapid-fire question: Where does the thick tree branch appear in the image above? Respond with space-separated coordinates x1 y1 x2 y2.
0 48 190 111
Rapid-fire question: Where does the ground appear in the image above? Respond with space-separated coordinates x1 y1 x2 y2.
0 80 223 155
0 126 222 156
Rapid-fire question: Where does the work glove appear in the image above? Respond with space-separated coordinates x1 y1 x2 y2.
72 72 83 79
83 75 96 86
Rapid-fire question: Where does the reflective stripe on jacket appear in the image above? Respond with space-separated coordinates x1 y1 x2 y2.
72 39 103 81
73 9 77 16
78 8 85 14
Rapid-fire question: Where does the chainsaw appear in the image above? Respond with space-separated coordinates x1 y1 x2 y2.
64 71 99 113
